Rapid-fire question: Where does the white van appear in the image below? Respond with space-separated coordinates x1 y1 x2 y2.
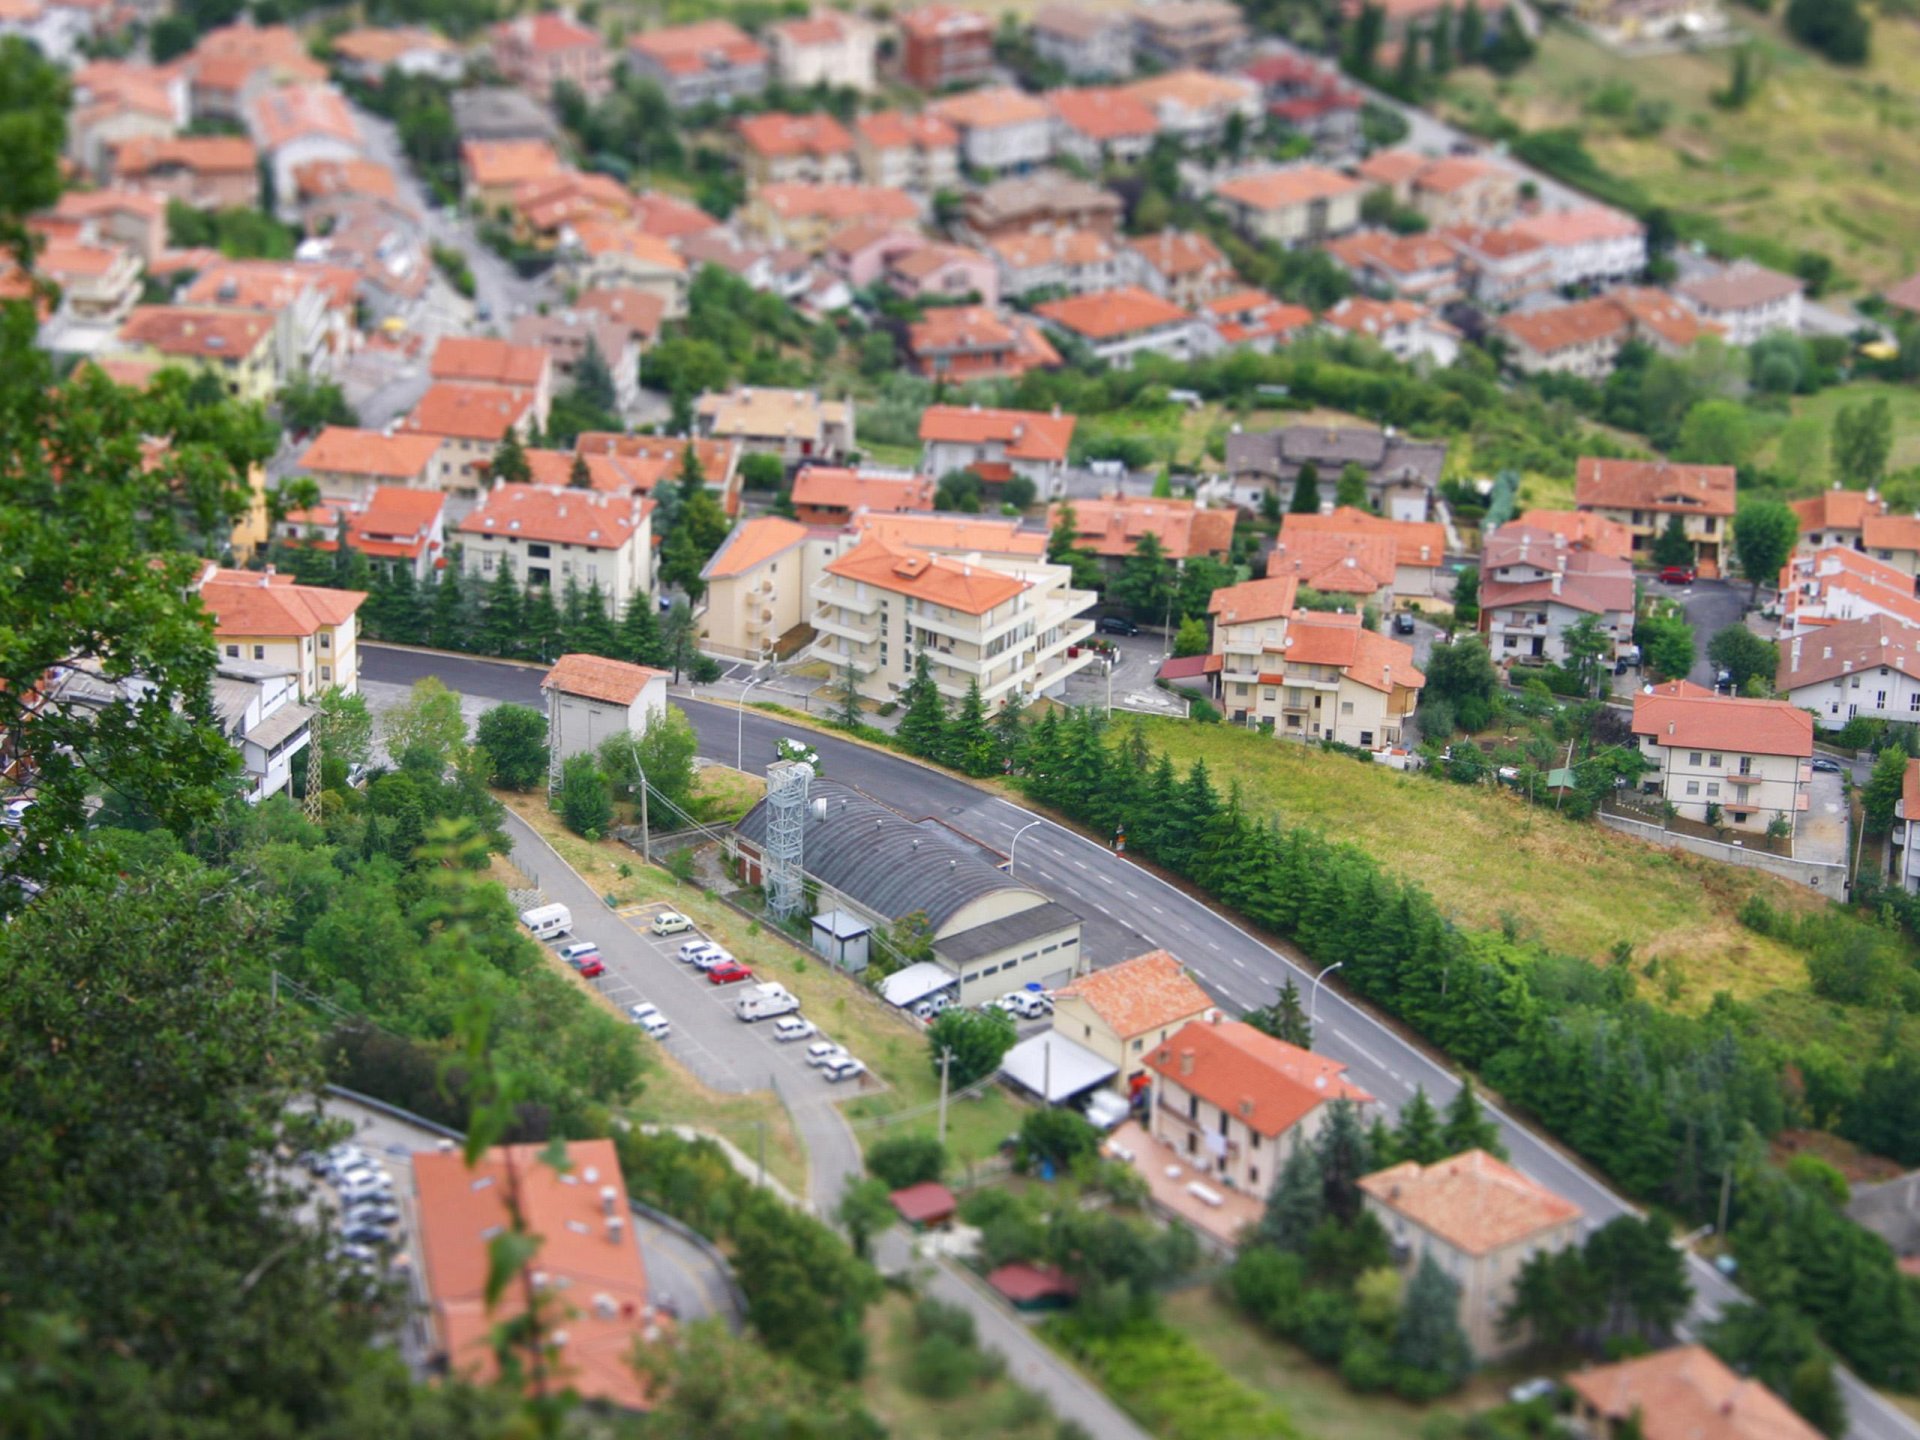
735 983 800 1022
520 903 573 940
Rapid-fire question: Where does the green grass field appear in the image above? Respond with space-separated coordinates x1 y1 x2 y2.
861 1291 1065 1440
1441 15 1920 292
1751 380 1920 491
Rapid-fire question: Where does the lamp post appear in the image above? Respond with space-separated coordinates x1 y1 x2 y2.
1308 960 1344 1027
737 672 767 771
1008 819 1044 880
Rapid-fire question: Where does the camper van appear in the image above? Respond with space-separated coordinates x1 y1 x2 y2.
519 903 573 941
734 983 800 1023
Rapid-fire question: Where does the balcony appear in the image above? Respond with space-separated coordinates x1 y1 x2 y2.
811 608 878 646
809 579 881 615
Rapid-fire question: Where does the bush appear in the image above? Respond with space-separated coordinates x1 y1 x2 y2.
558 754 613 837
1016 1107 1102 1172
866 1133 947 1189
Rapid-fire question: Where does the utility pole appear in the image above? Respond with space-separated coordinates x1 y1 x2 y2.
626 734 650 864
937 1047 953 1146
756 1118 766 1189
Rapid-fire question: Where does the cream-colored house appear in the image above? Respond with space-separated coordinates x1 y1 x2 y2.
195 566 366 699
1050 949 1215 1089
540 653 668 763
1631 690 1813 834
1359 1150 1583 1360
457 483 654 613
294 427 445 506
767 11 876 91
694 386 854 470
1213 165 1364 248
1144 1017 1374 1199
700 515 830 662
396 385 539 511
1573 457 1735 577
808 533 1096 708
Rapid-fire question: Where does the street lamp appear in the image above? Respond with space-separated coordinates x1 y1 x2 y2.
737 672 767 770
1308 961 1345 1027
1008 819 1044 880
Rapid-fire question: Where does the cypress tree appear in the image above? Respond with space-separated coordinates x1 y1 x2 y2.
430 556 467 650
1440 1077 1505 1159
897 653 948 759
1255 1135 1325 1253
1290 461 1322 514
575 579 619 656
476 565 525 658
524 582 564 662
617 590 664 667
1394 1086 1446 1164
944 679 996 775
1315 1097 1372 1224
1392 1253 1473 1391
991 689 1028 769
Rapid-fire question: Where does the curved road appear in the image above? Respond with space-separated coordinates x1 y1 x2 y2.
361 644 1917 1440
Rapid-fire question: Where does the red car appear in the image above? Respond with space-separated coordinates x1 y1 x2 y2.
1658 565 1696 585
579 958 607 979
707 961 754 985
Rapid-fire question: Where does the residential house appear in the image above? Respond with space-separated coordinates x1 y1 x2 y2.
1322 295 1460 366
1031 5 1133 78
70 84 178 181
624 21 768 109
186 22 326 125
431 336 555 424
295 201 429 319
182 259 359 381
1282 506 1448 597
921 403 1076 495
246 85 362 222
1439 223 1552 308
0 0 98 65
806 531 1097 707
541 653 667 761
1050 494 1235 573
291 157 407 229
898 5 994 89
1323 228 1462 305
1046 86 1159 168
295 426 445 505
822 222 924 287
851 510 1049 562
1264 530 1399 611
36 238 140 325
1359 1150 1584 1360
1496 296 1631 380
790 466 935 526
448 85 563 145
1777 546 1920 636
1478 524 1636 665
1035 286 1202 369
768 11 876 90
196 565 365 698
1512 507 1634 561
1566 1346 1825 1440
1509 206 1647 289
1225 423 1446 521
511 309 642 409
887 242 1000 306
1125 229 1237 309
1213 165 1365 247
491 12 609 102
1049 949 1215 1092
628 190 723 246
1675 261 1805 345
276 486 448 584
1242 52 1363 154
1631 689 1812 833
743 182 921 252
562 221 690 314
991 229 1121 299
1358 149 1520 229
1574 456 1735 576
1862 513 1920 577
1607 285 1721 355
1776 615 1920 732
853 110 960 192
1897 758 1920 894
959 170 1122 242
396 383 538 505
929 88 1054 175
576 432 743 516
736 112 856 188
109 136 260 211
208 657 315 802
458 482 654 611
1131 0 1247 69
509 169 637 249
1121 69 1260 148
1791 484 1886 556
699 515 827 660
694 385 854 470
461 138 563 210
329 26 463 84
1200 289 1314 354
112 306 279 403
1144 1016 1374 1198
907 304 1059 381
413 1138 659 1410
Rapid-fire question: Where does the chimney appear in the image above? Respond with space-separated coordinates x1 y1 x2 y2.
607 1214 625 1243
1179 1047 1196 1077
1550 571 1562 597
600 1184 618 1215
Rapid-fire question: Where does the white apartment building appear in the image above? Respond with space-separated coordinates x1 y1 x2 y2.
456 483 654 612
1776 615 1920 730
1631 690 1813 834
1676 262 1804 346
928 88 1054 174
767 11 876 90
1478 524 1636 665
919 403 1075 494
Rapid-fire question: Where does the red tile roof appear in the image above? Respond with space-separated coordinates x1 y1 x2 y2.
1677 261 1804 314
1276 618 1424 694
855 109 958 151
1208 574 1298 623
1126 228 1228 278
756 182 920 226
737 111 855 159
791 465 934 514
297 426 443 479
541 652 666 704
459 484 647 550
1035 285 1191 341
196 568 366 637
495 11 599 53
1575 457 1735 518
1566 1346 1823 1440
1777 614 1920 692
1497 296 1629 356
1862 513 1920 554
1055 950 1214 1038
112 134 257 178
825 535 1029 615
248 84 358 150
929 85 1051 130
919 404 1075 462
702 515 812 580
1631 691 1813 759
461 139 563 190
631 190 722 241
182 258 359 311
1146 1019 1373 1138
888 1181 958 1225
1513 508 1633 560
118 305 273 359
1359 1149 1580 1256
431 336 550 389
1052 495 1234 561
986 1262 1078 1304
1046 85 1159 141
627 19 765 73
1282 506 1445 569
1791 486 1886 536
401 384 534 443
1215 164 1363 211
1267 531 1398 594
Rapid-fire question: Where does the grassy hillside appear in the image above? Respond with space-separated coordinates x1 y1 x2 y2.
1441 15 1920 292
1133 718 1827 1010
1751 379 1920 493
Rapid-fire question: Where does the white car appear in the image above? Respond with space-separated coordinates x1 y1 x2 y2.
651 911 692 936
690 947 732 972
628 1003 671 1039
678 940 717 964
821 1056 867 1083
805 1041 849 1068
3 797 33 828
557 941 600 967
772 1016 816 1043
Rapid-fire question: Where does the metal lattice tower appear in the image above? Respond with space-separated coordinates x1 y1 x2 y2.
546 684 563 799
763 760 813 921
302 722 324 825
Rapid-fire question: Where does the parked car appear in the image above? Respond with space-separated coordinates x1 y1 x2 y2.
772 1016 817 1042
579 958 607 979
805 1041 849 1067
557 941 600 967
707 961 753 985
997 990 1049 1020
678 940 718 965
3 797 33 828
651 911 692 936
628 1002 671 1039
1811 756 1842 773
691 947 733 971
1095 615 1140 636
341 1222 390 1246
344 1201 400 1226
821 1056 867 1083
1393 612 1416 635
1658 564 1696 585
1507 1378 1558 1406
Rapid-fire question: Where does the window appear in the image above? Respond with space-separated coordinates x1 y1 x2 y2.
1686 781 1700 796
1878 691 1888 709
1249 1166 1259 1186
253 645 265 660
1706 782 1720 797
226 645 239 657
1689 752 1702 766
320 665 331 682
1737 756 1752 776
1850 704 1859 718
528 543 550 559
1187 1095 1198 1121
1910 694 1920 712
1709 754 1722 768
319 633 330 651
1083 1024 1092 1039
1852 676 1861 689
1132 1037 1143 1052
1341 701 1354 714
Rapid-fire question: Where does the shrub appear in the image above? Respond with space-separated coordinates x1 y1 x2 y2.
1016 1107 1102 1172
866 1133 947 1189
558 754 613 837
663 847 697 883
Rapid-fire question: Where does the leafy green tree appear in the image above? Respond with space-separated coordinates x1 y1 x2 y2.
727 1189 880 1380
557 753 613 836
926 1005 1017 1087
380 676 468 772
943 678 998 776
1115 530 1176 624
1561 614 1613 698
491 428 532 484
277 370 357 432
1501 1245 1600 1353
1449 564 1479 628
1831 395 1893 485
660 600 699 682
599 704 699 817
1016 1107 1102 1171
1676 398 1757 466
312 688 374 772
1173 615 1210 657
1175 555 1233 623
636 1318 885 1437
1786 0 1870 64
2 42 76 237
1708 625 1779 694
1440 1078 1505 1158
836 1176 897 1262
1652 513 1695 570
1636 612 1697 682
1391 1253 1473 1398
866 1133 947 1189
1863 744 1908 835
1585 1214 1692 1344
1335 462 1370 510
897 652 948 758
474 703 548 790
1733 499 1799 604
1393 1086 1447 1164
1423 637 1499 726
1290 460 1322 515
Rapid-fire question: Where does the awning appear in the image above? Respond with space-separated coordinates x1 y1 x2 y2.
879 961 957 1008
998 1032 1117 1103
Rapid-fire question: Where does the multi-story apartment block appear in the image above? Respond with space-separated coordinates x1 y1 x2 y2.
767 11 877 90
929 87 1054 175
1574 456 1734 576
736 112 857 188
1131 0 1247 69
1676 261 1805 345
1777 615 1920 732
1213 165 1364 247
898 4 994 89
1034 286 1203 370
1631 689 1813 834
920 403 1076 494
457 483 654 611
1031 5 1133 77
1125 229 1237 309
112 306 279 403
853 110 960 192
1478 524 1636 665
625 21 768 109
490 12 610 103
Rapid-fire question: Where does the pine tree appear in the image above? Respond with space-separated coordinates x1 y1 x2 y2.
1392 1252 1473 1390
945 679 996 775
524 582 564 662
1047 500 1079 562
1441 1078 1506 1159
897 652 948 759
1367 1115 1399 1170
560 576 591 647
660 599 698 681
1273 975 1311 1047
618 589 664 666
575 579 619 655
1394 1086 1446 1164
1255 1134 1325 1253
1290 461 1322 514
1430 2 1455 71
430 555 468 650
991 689 1028 769
1458 0 1484 56
833 656 866 729
492 429 531 485
1315 1097 1372 1224
678 440 706 501
575 334 617 414
569 452 592 488
383 563 426 645
476 564 525 658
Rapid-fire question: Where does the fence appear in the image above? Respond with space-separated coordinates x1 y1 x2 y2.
1596 804 1848 899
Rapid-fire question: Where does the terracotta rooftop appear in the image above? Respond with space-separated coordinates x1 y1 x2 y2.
756 182 920 225
629 190 722 241
431 336 551 389
1215 164 1363 211
118 305 272 359
36 239 129 280
297 426 443 479
542 652 667 705
1046 85 1159 141
196 567 366 637
459 484 648 550
330 25 452 65
1496 296 1630 356
737 111 855 159
1677 261 1804 314
1272 618 1425 694
1324 227 1459 278
1609 285 1720 350
824 535 1029 615
1035 285 1191 340
898 4 992 40
1055 950 1213 1039
182 259 359 311
1146 1018 1373 1138
1792 485 1887 536
1032 4 1125 39
889 1182 958 1225
921 403 1075 461
1566 1346 1823 1440
627 19 766 72
1208 574 1298 624
1359 1149 1580 1256
1267 531 1398 594
855 109 959 151
1051 495 1234 561
791 465 935 514
1323 294 1447 340
248 84 358 151
1126 228 1228 277
1862 513 1920 554
850 511 1048 557
929 85 1052 130
112 134 257 178
991 228 1115 270
461 139 563 189
494 11 599 53
1777 613 1920 692
1575 457 1735 517
1283 506 1445 569
696 386 846 441
400 383 535 442
701 515 811 580
771 12 856 46
1631 691 1814 759
1512 204 1643 249
1512 507 1633 560
291 157 399 202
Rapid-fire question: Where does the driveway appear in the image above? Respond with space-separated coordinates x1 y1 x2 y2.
1646 574 1745 686
1798 766 1850 866
1060 629 1188 718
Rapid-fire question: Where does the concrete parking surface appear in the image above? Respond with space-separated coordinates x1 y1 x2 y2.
1798 766 1850 867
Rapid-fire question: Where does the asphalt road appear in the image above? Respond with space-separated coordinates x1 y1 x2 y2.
360 643 1917 1440
1647 573 1745 688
